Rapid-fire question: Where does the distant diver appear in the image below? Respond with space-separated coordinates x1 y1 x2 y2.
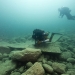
32 29 62 46
58 7 75 20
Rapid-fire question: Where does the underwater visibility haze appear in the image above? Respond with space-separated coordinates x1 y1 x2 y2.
1 1 75 75
0 0 75 38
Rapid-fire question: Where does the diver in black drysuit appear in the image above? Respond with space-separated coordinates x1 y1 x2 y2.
32 29 48 45
32 29 62 45
58 7 75 20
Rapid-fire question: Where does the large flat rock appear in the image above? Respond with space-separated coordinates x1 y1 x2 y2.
0 46 11 54
34 43 61 54
41 46 61 54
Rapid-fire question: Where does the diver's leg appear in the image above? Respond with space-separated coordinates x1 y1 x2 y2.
61 14 64 18
72 16 75 20
59 13 64 18
66 14 74 20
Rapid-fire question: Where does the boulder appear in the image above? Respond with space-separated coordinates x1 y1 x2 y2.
9 48 42 61
61 74 69 75
0 53 3 60
26 62 33 68
42 58 47 64
60 52 72 60
0 60 16 75
3 53 8 58
37 55 44 62
21 62 45 75
66 63 73 69
67 70 75 75
52 62 66 73
73 48 75 53
18 66 24 73
43 64 53 73
67 58 75 63
47 61 52 66
10 72 21 75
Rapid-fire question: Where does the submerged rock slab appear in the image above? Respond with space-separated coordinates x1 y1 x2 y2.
41 46 61 54
9 48 42 61
21 62 45 75
33 42 61 54
0 46 11 54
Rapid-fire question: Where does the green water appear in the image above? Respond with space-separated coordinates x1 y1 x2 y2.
0 0 75 38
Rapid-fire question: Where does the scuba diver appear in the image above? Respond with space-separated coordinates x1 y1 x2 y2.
58 7 75 20
32 29 61 45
